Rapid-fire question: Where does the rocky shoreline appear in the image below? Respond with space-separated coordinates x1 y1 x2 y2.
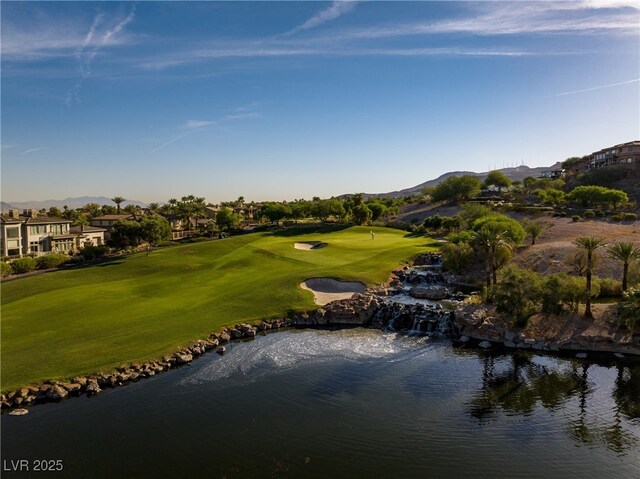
3 252 639 414
1 318 293 414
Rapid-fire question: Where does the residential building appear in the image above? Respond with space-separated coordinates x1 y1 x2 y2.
204 206 220 219
539 169 565 179
1 210 107 258
586 140 640 170
70 225 107 249
90 214 135 240
22 215 74 255
1 213 24 258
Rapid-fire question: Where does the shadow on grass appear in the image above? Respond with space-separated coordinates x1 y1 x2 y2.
270 224 351 237
66 257 125 270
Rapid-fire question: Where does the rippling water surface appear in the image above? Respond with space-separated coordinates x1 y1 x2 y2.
2 329 639 478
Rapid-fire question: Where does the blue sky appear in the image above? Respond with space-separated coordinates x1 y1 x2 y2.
2 1 639 204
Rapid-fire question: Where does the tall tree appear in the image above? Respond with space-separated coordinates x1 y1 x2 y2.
608 242 640 291
484 170 512 193
111 196 126 214
574 237 607 318
522 219 544 245
431 175 482 204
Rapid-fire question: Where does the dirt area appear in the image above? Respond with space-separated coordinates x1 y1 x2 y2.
525 304 631 345
395 203 461 224
514 217 640 279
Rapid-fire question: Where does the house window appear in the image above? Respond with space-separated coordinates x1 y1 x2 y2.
51 224 65 235
6 227 20 239
29 225 47 235
7 239 20 248
30 241 40 253
7 248 20 257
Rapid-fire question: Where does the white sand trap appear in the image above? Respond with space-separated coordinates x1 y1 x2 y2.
294 241 328 250
300 278 366 305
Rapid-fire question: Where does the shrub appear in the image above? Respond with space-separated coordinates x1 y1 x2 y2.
1 262 12 278
594 209 605 217
572 215 581 222
446 230 475 244
492 266 543 327
611 214 623 222
65 256 85 265
559 212 567 217
384 220 412 231
80 245 109 260
541 273 598 313
180 236 209 243
423 214 460 231
441 241 474 274
11 257 36 274
624 213 637 221
155 240 175 247
584 210 595 218
618 288 640 334
596 277 622 297
35 254 68 270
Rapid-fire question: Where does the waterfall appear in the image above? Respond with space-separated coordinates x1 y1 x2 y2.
371 253 462 338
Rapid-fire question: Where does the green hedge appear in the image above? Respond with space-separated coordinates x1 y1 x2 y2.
35 254 68 270
11 257 36 274
1 262 12 278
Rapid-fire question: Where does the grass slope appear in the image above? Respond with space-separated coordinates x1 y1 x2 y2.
1 226 434 391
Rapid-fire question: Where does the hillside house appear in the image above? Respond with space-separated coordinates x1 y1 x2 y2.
586 141 640 170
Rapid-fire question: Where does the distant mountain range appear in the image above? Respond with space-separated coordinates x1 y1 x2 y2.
1 196 147 212
2 164 562 210
355 163 563 199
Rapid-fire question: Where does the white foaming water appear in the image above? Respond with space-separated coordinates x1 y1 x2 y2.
180 329 426 387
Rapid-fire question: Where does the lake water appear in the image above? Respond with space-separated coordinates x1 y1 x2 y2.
2 329 639 478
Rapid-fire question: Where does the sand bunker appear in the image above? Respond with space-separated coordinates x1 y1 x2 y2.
294 241 328 250
300 278 366 305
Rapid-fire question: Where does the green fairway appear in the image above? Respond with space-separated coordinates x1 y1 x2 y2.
1 226 435 391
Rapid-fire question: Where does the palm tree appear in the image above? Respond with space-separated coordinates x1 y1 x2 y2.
474 225 513 287
111 196 126 214
608 242 640 291
574 236 607 318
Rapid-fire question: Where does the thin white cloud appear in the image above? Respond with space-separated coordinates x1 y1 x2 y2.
140 42 539 70
150 132 195 154
185 120 216 129
76 12 104 60
224 112 262 121
152 107 261 154
21 148 45 155
1 12 132 60
547 78 640 97
66 5 136 105
285 1 359 36
345 3 638 40
581 0 639 8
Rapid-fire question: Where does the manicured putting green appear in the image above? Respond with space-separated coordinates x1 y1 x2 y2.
1 226 435 391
